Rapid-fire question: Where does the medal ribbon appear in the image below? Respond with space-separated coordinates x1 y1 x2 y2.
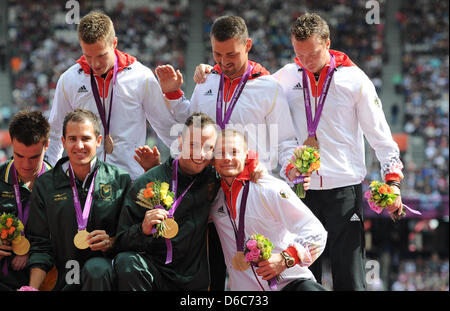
11 162 46 227
302 53 336 138
224 182 250 253
216 63 254 129
68 164 98 232
1 162 46 276
225 182 277 290
90 54 118 157
152 158 197 264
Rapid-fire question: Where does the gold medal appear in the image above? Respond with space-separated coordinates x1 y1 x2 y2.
232 251 250 271
73 229 90 249
104 135 114 154
12 236 30 256
303 136 319 149
161 218 179 239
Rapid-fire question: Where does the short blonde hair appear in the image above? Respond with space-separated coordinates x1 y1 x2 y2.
78 10 115 44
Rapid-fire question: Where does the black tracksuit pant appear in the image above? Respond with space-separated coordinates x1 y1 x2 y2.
301 183 366 291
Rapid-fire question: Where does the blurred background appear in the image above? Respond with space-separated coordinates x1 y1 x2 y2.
0 0 447 291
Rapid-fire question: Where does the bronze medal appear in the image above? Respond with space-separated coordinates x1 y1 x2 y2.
104 135 114 154
73 229 90 249
232 251 250 271
161 218 179 239
12 236 30 256
303 136 319 149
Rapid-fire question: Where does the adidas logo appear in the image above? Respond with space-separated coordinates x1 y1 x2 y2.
350 213 361 222
204 89 213 96
77 85 88 93
293 82 303 90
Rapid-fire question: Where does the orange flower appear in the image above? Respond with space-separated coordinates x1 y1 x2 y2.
311 161 320 171
6 217 13 228
8 226 15 234
143 188 154 199
1 229 8 240
387 186 393 194
146 182 155 189
378 185 388 194
313 152 320 159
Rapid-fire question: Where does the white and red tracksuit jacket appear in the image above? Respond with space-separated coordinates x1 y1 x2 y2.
46 50 177 180
273 50 403 189
210 157 327 291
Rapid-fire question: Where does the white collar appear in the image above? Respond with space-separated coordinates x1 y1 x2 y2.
62 157 98 188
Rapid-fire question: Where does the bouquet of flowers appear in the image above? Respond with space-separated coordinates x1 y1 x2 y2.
244 234 274 263
136 181 175 237
0 213 28 255
244 234 277 290
365 180 405 221
289 145 320 198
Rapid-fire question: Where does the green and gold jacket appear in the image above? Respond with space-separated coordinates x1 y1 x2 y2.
115 157 220 290
26 157 131 290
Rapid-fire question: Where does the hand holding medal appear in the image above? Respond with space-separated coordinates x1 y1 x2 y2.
136 181 176 238
136 159 196 264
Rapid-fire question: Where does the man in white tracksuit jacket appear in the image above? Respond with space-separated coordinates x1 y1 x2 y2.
274 14 405 290
211 129 327 291
46 11 177 181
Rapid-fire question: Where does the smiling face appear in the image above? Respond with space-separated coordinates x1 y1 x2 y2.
211 36 251 79
80 37 117 76
213 131 248 185
61 120 102 172
291 34 330 74
12 138 49 182
178 123 217 175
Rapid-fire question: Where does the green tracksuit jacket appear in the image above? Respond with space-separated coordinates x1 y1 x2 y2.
25 157 131 290
115 157 220 290
0 159 52 291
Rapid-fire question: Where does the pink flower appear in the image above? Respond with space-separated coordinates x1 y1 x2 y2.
246 239 257 251
18 286 39 291
368 201 383 214
245 248 261 262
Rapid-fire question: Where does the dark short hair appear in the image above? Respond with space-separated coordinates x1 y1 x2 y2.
62 109 101 138
210 15 249 44
181 112 217 138
290 13 330 43
9 110 50 146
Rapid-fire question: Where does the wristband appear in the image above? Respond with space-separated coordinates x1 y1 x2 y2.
164 89 183 100
385 173 401 182
285 163 295 178
387 180 401 188
283 246 300 266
